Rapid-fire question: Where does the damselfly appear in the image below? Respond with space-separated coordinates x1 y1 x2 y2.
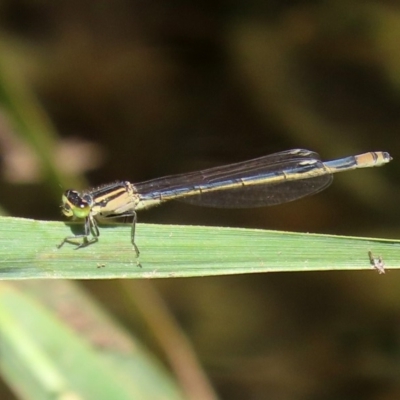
58 149 392 257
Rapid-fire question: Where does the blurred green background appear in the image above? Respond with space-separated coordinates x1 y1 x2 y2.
0 1 400 399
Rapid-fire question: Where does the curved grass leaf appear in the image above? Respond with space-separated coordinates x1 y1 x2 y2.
0 280 185 400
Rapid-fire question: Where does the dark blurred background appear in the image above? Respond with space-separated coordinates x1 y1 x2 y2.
1 1 400 399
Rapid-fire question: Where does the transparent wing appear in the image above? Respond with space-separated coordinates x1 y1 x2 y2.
134 149 333 208
178 173 332 208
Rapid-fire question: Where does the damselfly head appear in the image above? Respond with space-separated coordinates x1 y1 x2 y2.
61 189 91 219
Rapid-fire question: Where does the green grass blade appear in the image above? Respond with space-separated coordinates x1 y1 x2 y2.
0 216 399 278
0 281 185 400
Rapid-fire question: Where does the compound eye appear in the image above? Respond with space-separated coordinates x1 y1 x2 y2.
61 190 91 219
